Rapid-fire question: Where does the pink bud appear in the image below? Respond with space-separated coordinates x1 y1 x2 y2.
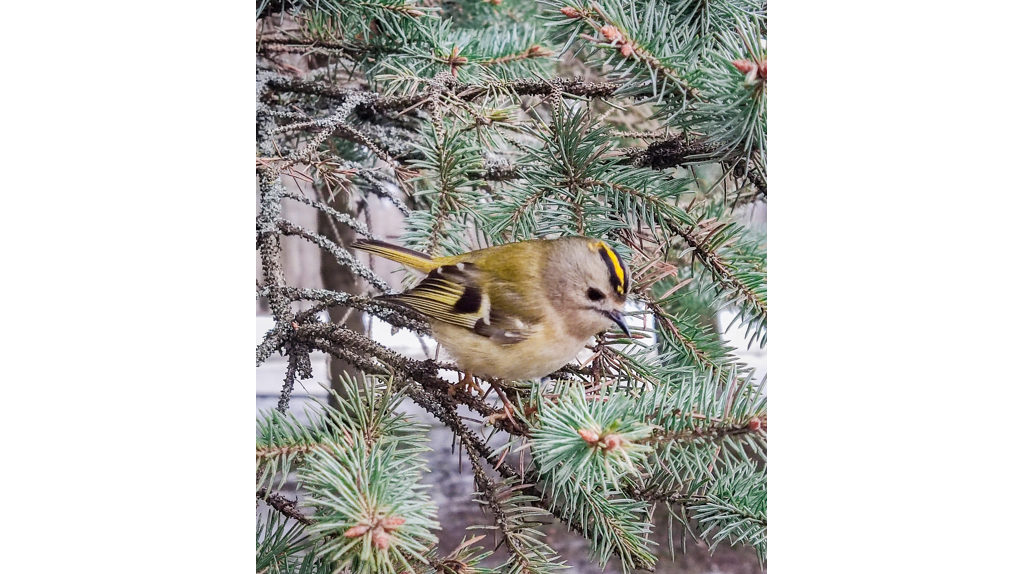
602 434 623 451
731 59 757 74
600 25 623 44
578 428 600 444
344 524 370 538
372 528 390 549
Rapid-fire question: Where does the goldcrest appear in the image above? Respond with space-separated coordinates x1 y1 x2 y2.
353 237 632 381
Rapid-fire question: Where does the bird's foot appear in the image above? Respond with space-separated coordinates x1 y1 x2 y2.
449 371 484 396
486 383 523 431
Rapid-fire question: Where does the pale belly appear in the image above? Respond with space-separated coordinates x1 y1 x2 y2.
431 321 588 380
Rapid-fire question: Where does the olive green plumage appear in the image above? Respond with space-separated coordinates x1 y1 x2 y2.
353 237 631 381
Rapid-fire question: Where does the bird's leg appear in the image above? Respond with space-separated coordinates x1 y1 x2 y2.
484 382 522 431
449 370 484 396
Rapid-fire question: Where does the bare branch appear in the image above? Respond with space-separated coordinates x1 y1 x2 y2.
257 487 314 526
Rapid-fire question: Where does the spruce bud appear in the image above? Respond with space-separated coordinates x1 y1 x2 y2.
600 25 623 44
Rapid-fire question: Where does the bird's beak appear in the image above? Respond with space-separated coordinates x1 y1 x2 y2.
605 309 631 337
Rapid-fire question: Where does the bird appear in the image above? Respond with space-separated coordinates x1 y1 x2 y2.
352 236 632 393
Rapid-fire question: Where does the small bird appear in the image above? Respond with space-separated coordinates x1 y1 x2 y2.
352 237 632 386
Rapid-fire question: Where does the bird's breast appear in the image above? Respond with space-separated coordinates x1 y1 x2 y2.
431 319 588 381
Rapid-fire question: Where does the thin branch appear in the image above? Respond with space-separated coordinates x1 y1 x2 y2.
256 326 285 366
258 37 373 60
624 135 720 169
256 285 430 334
278 342 312 413
664 219 768 323
257 487 314 526
733 154 767 198
276 219 394 293
281 190 382 240
465 447 553 571
292 324 515 431
639 418 766 445
477 45 553 67
266 74 627 116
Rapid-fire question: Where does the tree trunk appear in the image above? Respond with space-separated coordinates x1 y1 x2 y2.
318 189 368 405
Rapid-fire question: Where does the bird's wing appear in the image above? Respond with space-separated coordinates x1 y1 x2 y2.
386 262 532 345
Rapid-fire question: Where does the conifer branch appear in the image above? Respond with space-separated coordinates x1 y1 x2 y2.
640 295 735 374
664 218 767 334
257 170 295 324
258 36 375 59
641 418 765 445
733 154 767 198
292 323 516 430
276 219 394 293
466 448 567 574
280 190 383 240
258 487 315 526
624 135 719 169
256 325 285 366
478 45 554 67
556 3 700 101
256 285 431 335
409 385 651 570
279 343 313 412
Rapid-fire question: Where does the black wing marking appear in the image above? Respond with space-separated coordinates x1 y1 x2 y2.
384 262 530 344
385 264 484 331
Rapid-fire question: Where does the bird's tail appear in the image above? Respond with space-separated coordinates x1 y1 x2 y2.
351 239 438 273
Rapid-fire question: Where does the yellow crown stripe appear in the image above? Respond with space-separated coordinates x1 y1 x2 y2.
596 241 626 295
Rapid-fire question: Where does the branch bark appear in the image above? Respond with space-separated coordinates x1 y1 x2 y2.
257 487 314 526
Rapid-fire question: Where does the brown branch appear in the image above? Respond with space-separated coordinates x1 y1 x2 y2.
291 323 518 432
639 417 766 445
464 447 553 571
257 487 314 526
256 442 325 461
577 8 700 102
256 326 285 366
279 343 313 412
258 37 374 60
477 45 553 66
264 75 362 103
449 77 624 104
733 155 767 198
624 135 768 201
624 135 720 169
664 219 767 322
266 74 627 116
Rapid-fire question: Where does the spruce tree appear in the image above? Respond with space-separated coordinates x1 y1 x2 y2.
256 1 767 571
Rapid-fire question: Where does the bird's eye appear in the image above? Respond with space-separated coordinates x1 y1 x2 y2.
587 287 605 301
